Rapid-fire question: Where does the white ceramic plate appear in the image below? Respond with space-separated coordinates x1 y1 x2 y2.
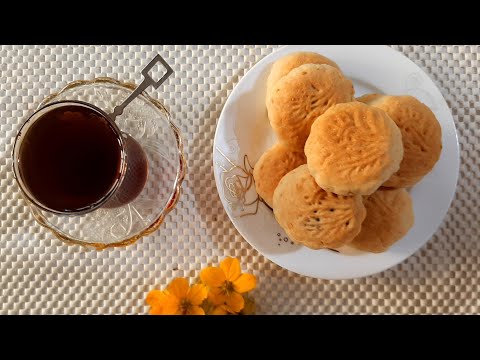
213 45 459 280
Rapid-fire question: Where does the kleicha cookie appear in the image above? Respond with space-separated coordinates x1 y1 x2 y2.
253 143 307 208
350 188 414 253
305 102 404 196
267 64 354 148
357 94 442 188
273 165 366 250
266 51 340 104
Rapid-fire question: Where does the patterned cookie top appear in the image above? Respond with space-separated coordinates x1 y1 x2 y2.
350 188 414 253
266 51 340 103
253 143 306 208
273 165 366 250
267 64 354 149
358 94 442 188
305 102 404 195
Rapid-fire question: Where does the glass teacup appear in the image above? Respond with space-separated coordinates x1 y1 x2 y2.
12 78 185 249
13 100 128 215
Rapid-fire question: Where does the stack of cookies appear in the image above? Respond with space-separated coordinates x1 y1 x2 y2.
253 52 442 253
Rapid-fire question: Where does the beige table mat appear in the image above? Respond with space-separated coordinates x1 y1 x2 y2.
0 45 478 314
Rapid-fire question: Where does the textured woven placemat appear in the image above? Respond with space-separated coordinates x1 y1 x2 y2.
0 45 478 314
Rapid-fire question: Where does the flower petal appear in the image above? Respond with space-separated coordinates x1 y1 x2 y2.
233 273 257 293
225 292 244 313
159 293 181 315
200 267 226 288
220 257 241 281
186 284 208 306
146 290 164 306
166 278 189 299
187 306 205 315
211 305 229 315
208 287 227 306
149 304 164 315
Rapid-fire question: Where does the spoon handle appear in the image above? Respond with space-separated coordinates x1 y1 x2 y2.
110 54 174 121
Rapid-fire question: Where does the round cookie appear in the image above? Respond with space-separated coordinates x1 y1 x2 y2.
253 143 307 208
357 94 442 188
273 165 366 250
350 188 414 253
305 102 404 196
267 64 354 148
355 93 383 103
266 52 340 103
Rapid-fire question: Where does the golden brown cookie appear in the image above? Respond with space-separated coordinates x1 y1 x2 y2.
350 188 414 253
305 102 404 196
253 143 307 208
266 51 340 103
267 64 354 148
273 165 366 250
355 93 383 103
357 94 442 188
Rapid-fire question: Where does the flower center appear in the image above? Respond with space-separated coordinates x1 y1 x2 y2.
222 281 235 295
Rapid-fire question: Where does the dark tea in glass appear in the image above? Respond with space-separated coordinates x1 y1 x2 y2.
17 103 124 213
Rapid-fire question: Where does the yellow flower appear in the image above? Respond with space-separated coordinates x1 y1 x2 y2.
201 298 230 315
200 257 256 313
146 290 165 315
146 278 207 315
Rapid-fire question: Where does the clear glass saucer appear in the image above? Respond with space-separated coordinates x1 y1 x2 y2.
23 78 186 249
